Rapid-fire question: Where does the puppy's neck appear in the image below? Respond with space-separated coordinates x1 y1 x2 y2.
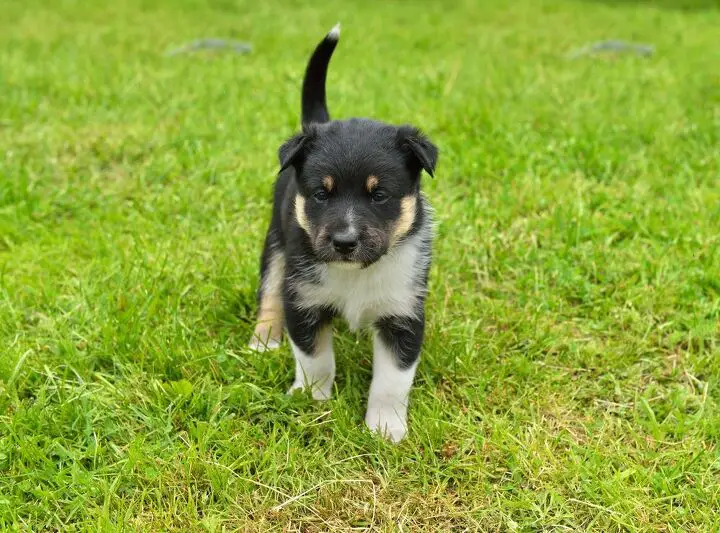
327 261 363 271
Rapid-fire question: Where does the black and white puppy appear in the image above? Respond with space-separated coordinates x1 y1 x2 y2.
249 25 438 442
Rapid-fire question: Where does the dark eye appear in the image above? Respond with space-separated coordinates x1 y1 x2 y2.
313 189 329 203
370 189 389 204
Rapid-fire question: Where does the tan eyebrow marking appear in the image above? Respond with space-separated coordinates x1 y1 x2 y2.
323 175 334 191
366 175 379 192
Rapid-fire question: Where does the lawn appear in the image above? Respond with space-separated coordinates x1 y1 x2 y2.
1 0 719 529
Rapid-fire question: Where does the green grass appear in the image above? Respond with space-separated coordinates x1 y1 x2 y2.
1 0 719 529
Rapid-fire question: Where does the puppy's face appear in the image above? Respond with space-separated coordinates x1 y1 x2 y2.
279 119 437 266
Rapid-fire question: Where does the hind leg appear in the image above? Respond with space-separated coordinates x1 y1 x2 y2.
249 233 285 352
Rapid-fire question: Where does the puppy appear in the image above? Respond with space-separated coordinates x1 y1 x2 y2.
249 24 438 442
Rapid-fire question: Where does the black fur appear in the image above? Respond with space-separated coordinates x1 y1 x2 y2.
375 313 426 369
301 26 339 125
283 300 335 354
255 26 438 375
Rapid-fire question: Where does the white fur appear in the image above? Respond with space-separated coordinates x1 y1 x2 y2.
288 202 432 441
365 332 418 442
328 261 362 271
293 226 431 331
287 328 335 400
345 206 356 235
248 336 280 352
328 23 341 40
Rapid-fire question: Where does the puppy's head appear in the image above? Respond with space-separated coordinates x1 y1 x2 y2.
279 119 437 266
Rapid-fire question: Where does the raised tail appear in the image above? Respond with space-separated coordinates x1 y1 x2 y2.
301 23 340 125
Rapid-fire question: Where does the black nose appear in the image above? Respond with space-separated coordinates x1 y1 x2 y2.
331 230 358 255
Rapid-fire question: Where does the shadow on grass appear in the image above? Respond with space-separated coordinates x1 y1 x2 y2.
579 0 719 10
203 287 257 348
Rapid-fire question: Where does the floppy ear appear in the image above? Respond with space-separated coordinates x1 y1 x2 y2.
278 125 319 173
397 126 439 178
278 133 309 172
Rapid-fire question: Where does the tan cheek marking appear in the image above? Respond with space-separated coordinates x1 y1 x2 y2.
295 194 311 234
391 196 417 245
323 175 334 191
366 175 379 193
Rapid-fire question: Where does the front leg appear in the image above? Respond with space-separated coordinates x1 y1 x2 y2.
285 298 336 401
366 314 424 443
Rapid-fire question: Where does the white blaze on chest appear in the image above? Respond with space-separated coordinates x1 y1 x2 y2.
294 231 430 330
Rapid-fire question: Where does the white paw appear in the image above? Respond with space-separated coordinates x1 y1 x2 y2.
248 336 281 352
365 404 408 443
287 379 333 401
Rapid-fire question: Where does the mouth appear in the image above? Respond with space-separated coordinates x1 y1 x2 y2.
315 245 374 266
313 231 388 266
323 249 360 264
328 250 385 270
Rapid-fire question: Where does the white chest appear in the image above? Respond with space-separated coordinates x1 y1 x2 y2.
294 234 429 330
